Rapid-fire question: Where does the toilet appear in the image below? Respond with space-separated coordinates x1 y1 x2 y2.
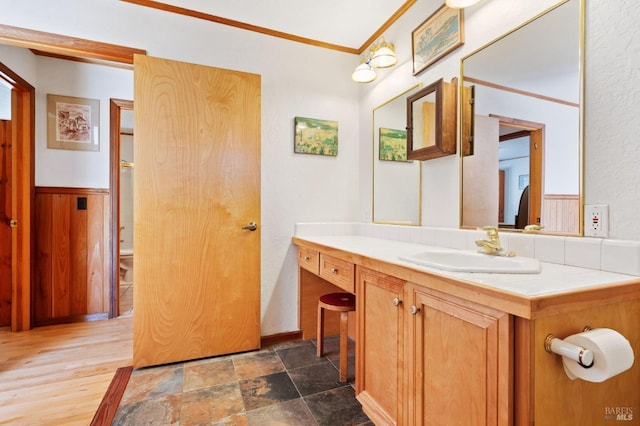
119 248 134 284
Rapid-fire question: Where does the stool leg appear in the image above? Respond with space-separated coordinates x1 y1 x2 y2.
317 305 324 357
339 311 348 382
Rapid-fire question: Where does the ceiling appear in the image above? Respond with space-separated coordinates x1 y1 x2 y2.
127 0 413 53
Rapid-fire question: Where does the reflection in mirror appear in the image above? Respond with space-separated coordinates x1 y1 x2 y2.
412 89 436 151
373 85 421 225
461 0 583 234
407 78 457 161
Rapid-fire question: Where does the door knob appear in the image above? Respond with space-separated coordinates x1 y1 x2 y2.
9 219 17 228
242 222 257 231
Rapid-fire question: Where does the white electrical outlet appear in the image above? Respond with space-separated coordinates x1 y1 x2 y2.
584 204 609 238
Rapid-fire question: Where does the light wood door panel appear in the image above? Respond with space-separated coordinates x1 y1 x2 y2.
462 115 499 227
133 55 261 367
356 268 405 425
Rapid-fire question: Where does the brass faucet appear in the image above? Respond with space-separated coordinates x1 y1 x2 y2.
475 226 515 257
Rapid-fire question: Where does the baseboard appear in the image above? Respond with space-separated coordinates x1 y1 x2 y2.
261 330 303 347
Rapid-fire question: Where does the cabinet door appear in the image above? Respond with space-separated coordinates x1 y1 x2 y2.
405 284 512 425
356 268 405 425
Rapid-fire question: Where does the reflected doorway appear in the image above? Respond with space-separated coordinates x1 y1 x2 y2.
492 115 543 230
119 112 134 315
109 99 133 317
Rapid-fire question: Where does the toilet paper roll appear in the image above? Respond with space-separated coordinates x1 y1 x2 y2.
561 328 634 383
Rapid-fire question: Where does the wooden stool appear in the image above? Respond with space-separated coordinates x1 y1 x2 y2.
317 292 356 382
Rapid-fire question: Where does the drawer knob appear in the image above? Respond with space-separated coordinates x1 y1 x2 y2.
303 256 310 261
410 305 420 315
392 297 402 306
330 267 338 274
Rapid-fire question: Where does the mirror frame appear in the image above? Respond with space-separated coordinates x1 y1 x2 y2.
458 0 585 235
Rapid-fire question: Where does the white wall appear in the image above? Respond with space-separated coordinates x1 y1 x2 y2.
33 57 133 188
585 0 640 240
0 84 10 120
358 0 563 229
1 0 359 336
360 0 640 240
2 0 640 336
0 44 37 119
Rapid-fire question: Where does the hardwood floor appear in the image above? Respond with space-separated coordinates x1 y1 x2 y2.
0 315 133 425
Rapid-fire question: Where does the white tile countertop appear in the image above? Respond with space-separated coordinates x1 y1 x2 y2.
293 235 640 298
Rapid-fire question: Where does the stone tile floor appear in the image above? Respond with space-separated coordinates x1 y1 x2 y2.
112 335 371 425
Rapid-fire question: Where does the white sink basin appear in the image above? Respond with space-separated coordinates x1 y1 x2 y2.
399 247 541 274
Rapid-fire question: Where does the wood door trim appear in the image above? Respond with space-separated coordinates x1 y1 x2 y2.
0 61 35 331
35 186 109 195
490 114 544 227
0 24 146 66
110 99 133 318
464 76 579 108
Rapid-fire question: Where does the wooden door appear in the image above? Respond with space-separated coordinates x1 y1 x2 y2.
462 115 499 227
356 268 405 425
405 284 512 425
133 55 261 368
0 120 11 327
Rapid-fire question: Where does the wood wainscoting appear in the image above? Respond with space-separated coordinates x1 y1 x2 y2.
542 194 580 234
34 187 110 326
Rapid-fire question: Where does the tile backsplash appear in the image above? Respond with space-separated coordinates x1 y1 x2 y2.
294 222 640 276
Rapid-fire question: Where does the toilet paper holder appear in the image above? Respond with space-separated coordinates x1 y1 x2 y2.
544 326 594 369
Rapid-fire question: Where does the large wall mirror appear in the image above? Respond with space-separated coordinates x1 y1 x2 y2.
373 84 422 224
460 0 583 235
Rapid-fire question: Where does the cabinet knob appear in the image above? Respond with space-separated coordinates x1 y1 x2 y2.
330 268 338 274
410 305 420 315
392 297 402 306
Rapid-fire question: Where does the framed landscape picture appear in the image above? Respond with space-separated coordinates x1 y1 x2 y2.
412 5 464 75
379 128 409 162
47 94 100 151
294 116 338 156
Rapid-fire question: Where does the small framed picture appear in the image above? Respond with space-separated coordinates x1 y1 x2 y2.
294 116 338 156
412 4 464 75
379 128 410 162
47 94 100 151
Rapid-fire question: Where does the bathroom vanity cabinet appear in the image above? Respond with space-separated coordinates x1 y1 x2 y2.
355 267 510 425
293 236 640 426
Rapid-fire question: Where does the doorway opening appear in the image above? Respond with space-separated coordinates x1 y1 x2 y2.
491 115 544 230
0 61 35 332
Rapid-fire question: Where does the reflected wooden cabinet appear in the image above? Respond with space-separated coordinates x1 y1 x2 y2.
406 78 457 161
356 268 405 425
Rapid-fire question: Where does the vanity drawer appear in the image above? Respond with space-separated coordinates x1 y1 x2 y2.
319 254 355 293
298 247 319 274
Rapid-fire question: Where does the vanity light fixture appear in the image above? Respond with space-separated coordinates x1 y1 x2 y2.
351 37 397 83
445 0 481 8
351 58 377 83
370 37 397 68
